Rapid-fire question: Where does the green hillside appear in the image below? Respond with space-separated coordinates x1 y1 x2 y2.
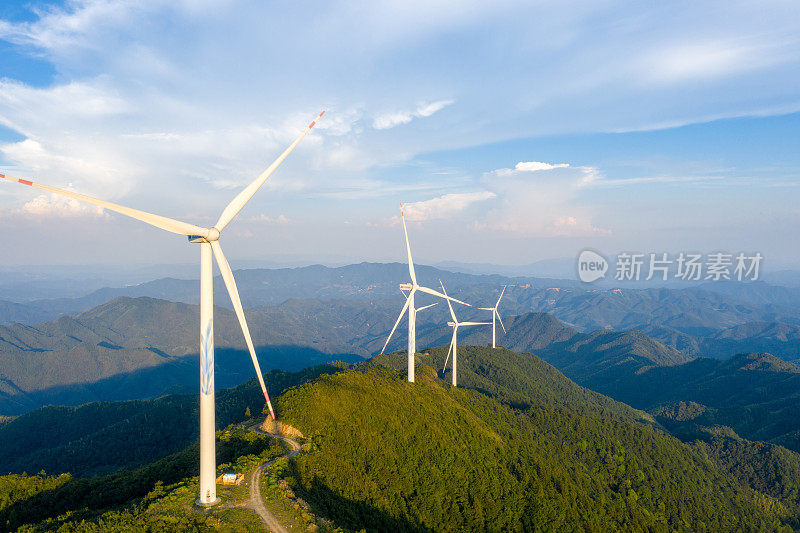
276 350 791 531
0 365 340 477
0 425 283 532
3 345 800 530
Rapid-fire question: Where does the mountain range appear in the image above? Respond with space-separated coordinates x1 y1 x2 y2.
0 297 363 415
3 263 800 335
3 287 800 417
3 350 800 530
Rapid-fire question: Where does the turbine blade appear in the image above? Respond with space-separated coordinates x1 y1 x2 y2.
401 206 416 284
215 111 324 231
439 279 457 322
416 302 438 312
0 173 207 237
211 241 275 420
443 340 453 372
417 285 470 306
381 297 410 354
496 285 507 308
496 311 506 334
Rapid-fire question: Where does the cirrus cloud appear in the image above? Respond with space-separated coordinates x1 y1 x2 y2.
402 190 496 221
372 100 454 130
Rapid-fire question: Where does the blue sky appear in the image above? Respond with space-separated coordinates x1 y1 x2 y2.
0 0 798 270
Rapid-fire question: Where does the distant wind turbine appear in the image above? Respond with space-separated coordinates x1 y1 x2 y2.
440 280 489 387
381 207 468 382
0 111 324 506
479 285 507 348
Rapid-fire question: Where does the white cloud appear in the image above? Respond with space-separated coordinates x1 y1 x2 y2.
387 161 609 237
592 175 725 187
373 100 454 130
251 213 290 224
402 191 496 221
641 39 786 85
0 1 798 264
490 161 599 186
479 162 608 236
514 161 570 172
20 193 106 218
0 138 133 197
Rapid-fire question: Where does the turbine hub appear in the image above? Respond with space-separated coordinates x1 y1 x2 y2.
206 227 220 242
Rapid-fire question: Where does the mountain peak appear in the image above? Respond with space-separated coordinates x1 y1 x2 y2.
724 352 800 373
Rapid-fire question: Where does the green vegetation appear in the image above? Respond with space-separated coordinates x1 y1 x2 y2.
604 353 800 452
277 349 793 531
0 364 339 477
0 426 283 532
5 343 800 531
691 427 800 507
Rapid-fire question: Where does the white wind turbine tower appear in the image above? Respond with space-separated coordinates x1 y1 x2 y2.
381 207 468 382
0 111 324 506
479 285 507 348
439 280 489 387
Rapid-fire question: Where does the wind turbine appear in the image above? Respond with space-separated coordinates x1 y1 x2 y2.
478 285 507 348
400 289 439 316
440 280 489 387
0 111 324 506
381 207 469 382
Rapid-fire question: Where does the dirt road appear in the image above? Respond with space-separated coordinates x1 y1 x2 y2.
247 429 302 533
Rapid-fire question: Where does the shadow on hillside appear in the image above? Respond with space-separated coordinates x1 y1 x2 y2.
293 474 429 532
0 364 345 479
0 345 363 416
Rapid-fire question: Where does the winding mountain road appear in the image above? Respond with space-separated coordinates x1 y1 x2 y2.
246 428 302 533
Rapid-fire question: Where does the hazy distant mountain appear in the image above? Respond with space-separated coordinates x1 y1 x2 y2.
434 257 576 278
440 312 694 386
4 285 800 416
0 297 363 415
0 299 55 325
642 321 800 361
4 263 799 338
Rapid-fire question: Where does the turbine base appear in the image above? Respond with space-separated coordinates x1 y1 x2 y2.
195 497 221 507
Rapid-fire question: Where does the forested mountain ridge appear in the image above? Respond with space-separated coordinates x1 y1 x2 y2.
643 321 800 361
2 346 800 530
277 352 792 531
0 365 337 477
439 311 694 385
0 297 363 415
3 263 800 337
4 290 800 419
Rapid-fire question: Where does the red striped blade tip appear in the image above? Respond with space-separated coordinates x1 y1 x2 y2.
308 110 325 129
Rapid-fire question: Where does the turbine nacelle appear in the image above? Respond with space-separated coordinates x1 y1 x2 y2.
399 283 414 291
188 227 220 243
